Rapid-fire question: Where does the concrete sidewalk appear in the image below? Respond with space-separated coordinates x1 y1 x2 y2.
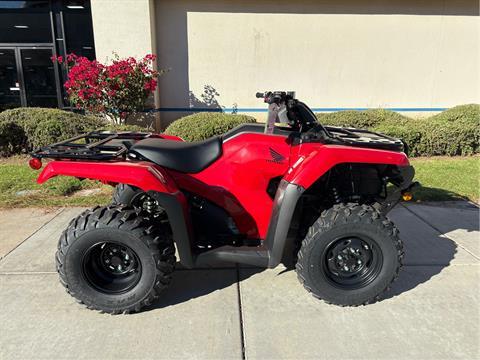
0 203 479 359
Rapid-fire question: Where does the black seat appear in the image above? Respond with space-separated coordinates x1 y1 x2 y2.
129 137 222 173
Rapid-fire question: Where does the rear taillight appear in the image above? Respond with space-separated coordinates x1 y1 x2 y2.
29 158 42 170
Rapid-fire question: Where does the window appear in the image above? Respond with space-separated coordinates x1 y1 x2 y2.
0 1 52 43
0 1 50 9
0 0 96 108
61 0 95 59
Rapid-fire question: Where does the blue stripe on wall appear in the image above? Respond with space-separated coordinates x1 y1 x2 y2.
149 107 447 113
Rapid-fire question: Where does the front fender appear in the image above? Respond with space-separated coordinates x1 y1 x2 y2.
265 145 411 268
284 145 410 189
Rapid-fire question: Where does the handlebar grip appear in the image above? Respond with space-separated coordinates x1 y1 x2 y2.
255 92 265 99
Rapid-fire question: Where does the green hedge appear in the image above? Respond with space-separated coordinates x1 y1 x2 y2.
0 108 106 156
2 105 477 157
103 124 150 132
317 109 410 129
0 121 25 156
417 105 480 156
164 112 257 141
318 105 479 157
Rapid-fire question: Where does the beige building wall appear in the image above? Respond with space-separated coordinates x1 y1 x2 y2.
91 0 480 126
90 0 161 128
90 0 157 62
154 0 479 125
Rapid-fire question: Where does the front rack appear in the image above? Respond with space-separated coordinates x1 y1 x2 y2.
31 131 152 161
325 126 405 152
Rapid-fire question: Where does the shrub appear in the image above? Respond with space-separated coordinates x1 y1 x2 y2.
429 104 479 124
103 124 151 132
0 108 106 154
165 112 257 141
317 109 409 129
52 53 161 124
414 105 479 156
0 121 26 156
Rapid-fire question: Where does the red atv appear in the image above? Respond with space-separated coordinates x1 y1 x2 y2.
30 91 416 313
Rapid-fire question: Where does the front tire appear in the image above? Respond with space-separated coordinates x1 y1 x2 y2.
56 205 175 314
295 203 403 306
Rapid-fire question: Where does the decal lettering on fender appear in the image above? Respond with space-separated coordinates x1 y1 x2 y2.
288 156 305 174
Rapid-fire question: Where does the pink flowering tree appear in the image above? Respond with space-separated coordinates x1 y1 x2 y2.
52 53 160 124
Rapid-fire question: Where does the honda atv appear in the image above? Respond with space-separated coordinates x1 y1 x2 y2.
30 91 417 314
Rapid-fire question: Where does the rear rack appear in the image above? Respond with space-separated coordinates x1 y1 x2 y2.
31 131 152 160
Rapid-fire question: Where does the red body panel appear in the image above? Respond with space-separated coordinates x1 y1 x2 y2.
37 131 409 240
38 160 179 194
171 133 291 238
156 134 183 141
285 144 410 189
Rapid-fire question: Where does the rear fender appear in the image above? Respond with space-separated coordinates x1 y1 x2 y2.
37 160 178 193
37 160 195 268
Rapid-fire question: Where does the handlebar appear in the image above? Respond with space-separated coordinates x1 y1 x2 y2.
254 90 326 135
255 91 296 105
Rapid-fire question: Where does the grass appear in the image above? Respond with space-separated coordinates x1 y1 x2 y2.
0 156 112 208
410 156 479 203
0 155 478 208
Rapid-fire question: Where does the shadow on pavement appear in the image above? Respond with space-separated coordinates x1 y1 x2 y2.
384 233 457 300
413 186 473 202
384 202 479 300
145 203 478 310
146 267 264 311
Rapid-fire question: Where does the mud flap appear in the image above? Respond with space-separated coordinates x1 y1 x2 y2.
147 191 195 268
264 180 305 268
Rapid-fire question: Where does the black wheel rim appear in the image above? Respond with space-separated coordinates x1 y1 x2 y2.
322 236 383 289
82 242 142 294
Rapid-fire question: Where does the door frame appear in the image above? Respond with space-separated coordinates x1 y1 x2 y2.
0 44 62 108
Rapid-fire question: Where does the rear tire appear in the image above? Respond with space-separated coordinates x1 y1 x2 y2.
295 203 403 306
112 184 163 216
56 205 175 314
112 184 143 205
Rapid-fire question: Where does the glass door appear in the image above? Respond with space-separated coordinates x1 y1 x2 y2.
0 46 60 109
19 48 59 108
0 48 22 111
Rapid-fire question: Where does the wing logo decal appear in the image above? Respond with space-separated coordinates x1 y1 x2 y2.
268 147 286 164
